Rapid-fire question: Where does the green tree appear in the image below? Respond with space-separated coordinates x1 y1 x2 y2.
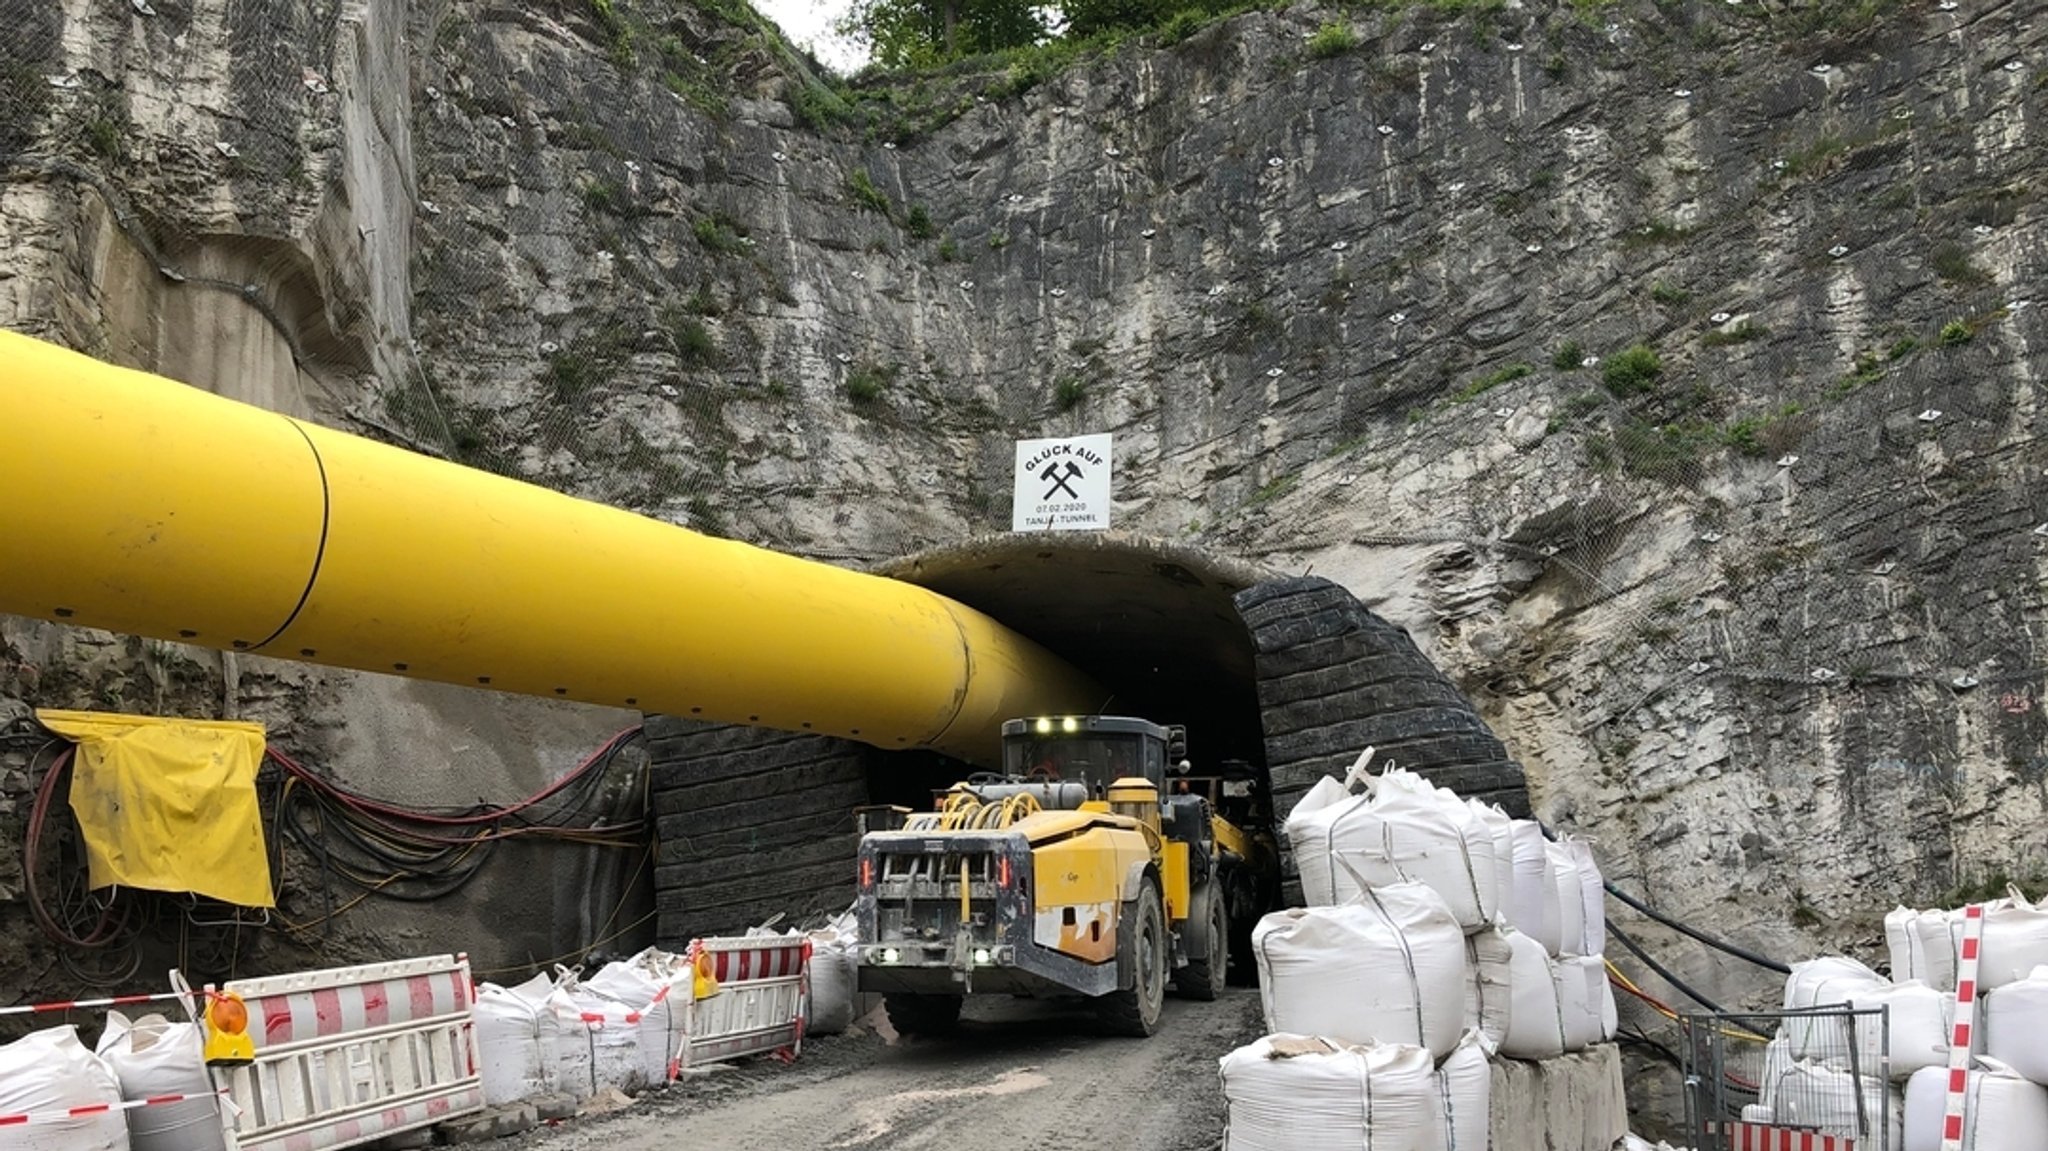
838 0 1047 68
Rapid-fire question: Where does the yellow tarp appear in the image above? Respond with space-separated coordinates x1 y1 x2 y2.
36 709 275 908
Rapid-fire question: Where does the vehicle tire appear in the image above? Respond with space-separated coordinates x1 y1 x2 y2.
884 993 962 1037
1175 885 1227 1002
1098 880 1167 1037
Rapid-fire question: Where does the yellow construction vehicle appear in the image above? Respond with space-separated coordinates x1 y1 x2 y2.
854 715 1276 1037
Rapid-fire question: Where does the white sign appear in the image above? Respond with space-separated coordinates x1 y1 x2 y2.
1012 433 1112 532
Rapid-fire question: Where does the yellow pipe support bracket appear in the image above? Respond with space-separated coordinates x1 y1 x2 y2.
0 331 1103 763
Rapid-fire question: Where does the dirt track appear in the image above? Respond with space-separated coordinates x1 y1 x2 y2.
521 990 1265 1151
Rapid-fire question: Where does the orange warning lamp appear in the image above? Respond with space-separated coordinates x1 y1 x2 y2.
202 992 255 1066
691 952 721 1001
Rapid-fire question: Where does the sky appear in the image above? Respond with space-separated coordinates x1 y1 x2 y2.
754 0 869 74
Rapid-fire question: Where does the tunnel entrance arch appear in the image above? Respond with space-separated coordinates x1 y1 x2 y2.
646 536 1530 943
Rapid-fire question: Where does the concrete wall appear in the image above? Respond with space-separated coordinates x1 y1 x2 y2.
1491 1045 1631 1151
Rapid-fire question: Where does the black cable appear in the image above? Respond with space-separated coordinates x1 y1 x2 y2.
1605 881 1791 975
1616 1027 1684 1070
1607 918 1734 1014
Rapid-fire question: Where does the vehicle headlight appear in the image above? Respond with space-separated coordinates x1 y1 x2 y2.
880 947 900 964
972 948 992 965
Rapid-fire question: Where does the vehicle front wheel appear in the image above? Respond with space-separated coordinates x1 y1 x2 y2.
1098 880 1167 1037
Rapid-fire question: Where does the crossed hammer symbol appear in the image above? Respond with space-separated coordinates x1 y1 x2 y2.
1040 460 1083 500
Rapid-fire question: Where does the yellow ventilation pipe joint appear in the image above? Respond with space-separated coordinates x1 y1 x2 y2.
0 331 1100 763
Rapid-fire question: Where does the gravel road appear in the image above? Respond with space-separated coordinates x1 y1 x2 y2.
518 990 1265 1151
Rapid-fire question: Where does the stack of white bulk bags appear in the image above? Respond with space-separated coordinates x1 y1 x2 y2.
1282 771 1500 930
1252 882 1466 1056
1903 1059 2048 1151
472 973 572 1105
0 1026 130 1151
1219 1032 1490 1151
1242 760 1619 1151
1747 957 1934 1140
95 1013 224 1151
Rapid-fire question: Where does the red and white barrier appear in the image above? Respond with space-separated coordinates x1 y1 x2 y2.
671 936 809 1074
0 992 191 1018
1724 1122 1856 1151
0 1092 229 1128
209 954 483 1151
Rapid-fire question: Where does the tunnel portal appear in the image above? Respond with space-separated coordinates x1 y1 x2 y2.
646 534 1531 942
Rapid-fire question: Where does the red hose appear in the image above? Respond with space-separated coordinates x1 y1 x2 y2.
23 746 126 948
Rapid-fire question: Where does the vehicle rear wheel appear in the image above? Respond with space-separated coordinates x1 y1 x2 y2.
1098 880 1167 1037
1175 886 1227 1002
883 992 962 1036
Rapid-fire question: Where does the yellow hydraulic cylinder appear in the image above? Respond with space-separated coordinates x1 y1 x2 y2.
0 331 1102 763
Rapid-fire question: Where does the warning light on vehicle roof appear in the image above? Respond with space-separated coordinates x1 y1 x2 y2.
202 992 255 1067
1061 716 1079 733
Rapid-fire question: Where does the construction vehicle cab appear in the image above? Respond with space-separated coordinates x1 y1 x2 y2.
853 715 1275 1038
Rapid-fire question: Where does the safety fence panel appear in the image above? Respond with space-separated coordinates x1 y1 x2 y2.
1681 1006 1892 1151
677 936 809 1071
213 954 483 1151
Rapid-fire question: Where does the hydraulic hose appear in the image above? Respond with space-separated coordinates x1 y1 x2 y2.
1606 918 1732 1014
1603 881 1791 975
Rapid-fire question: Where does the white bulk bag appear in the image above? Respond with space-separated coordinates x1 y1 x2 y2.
1554 955 1607 1053
1904 1060 2048 1151
1759 1037 1795 1112
1845 980 1953 1079
95 1012 223 1151
1434 1032 1492 1151
0 1026 130 1151
1466 799 1517 922
1545 841 1587 958
1568 839 1607 956
1463 923 1515 1048
1980 892 2048 991
1887 907 1961 990
807 911 860 1036
1218 1033 1485 1151
1741 1103 1776 1121
1282 770 1499 929
473 974 567 1105
548 981 648 1097
1782 957 1887 1064
1773 1061 1893 1139
1982 966 2048 1085
1508 821 1561 953
583 956 683 1087
1498 927 1565 1060
1252 882 1466 1057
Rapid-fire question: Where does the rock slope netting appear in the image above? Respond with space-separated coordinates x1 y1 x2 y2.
2 0 2047 1087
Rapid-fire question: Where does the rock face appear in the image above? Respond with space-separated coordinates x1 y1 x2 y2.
2 0 2047 1130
